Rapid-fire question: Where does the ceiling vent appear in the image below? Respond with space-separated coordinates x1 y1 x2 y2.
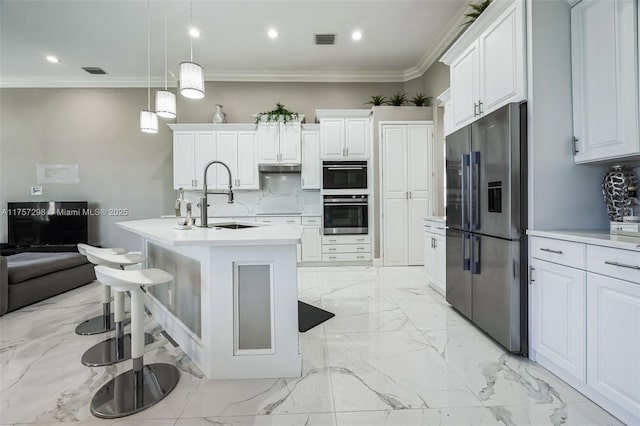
82 67 107 75
314 34 336 45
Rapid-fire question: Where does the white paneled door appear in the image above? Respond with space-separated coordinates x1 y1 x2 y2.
301 130 321 189
214 131 238 190
236 131 259 190
450 42 480 129
320 118 345 159
345 118 369 158
257 123 280 164
174 131 196 189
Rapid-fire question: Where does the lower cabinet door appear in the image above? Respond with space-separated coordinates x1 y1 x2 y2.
301 227 322 262
531 258 586 381
587 272 640 418
434 235 446 294
423 231 435 283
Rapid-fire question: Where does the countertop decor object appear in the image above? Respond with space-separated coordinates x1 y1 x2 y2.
212 104 225 123
602 165 638 222
174 188 192 229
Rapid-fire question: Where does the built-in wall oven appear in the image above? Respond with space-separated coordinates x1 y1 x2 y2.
323 195 368 235
322 161 367 191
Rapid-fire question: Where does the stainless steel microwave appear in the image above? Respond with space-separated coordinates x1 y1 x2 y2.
322 161 367 190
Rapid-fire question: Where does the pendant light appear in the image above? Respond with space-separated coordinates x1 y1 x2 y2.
179 1 205 99
155 0 176 118
140 0 158 133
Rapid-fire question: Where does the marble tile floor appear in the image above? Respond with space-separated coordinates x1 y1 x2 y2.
0 266 624 426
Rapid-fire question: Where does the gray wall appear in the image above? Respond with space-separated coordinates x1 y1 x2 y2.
526 0 609 230
404 62 451 102
0 81 403 250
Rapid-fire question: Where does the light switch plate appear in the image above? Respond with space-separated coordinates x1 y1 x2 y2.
31 186 43 196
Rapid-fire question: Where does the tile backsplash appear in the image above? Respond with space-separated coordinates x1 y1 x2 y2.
183 173 321 217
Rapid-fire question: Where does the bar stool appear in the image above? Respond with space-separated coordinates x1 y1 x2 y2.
75 244 129 335
90 265 179 419
81 251 154 367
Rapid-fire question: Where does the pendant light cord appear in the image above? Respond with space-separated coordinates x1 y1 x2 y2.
189 0 194 62
147 0 151 109
164 0 168 90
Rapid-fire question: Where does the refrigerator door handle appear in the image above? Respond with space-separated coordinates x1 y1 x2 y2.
471 235 481 274
462 154 470 230
462 233 471 271
470 151 481 231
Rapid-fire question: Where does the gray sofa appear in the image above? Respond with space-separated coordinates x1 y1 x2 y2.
0 252 96 315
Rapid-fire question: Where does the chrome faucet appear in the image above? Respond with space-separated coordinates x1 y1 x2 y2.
197 160 234 227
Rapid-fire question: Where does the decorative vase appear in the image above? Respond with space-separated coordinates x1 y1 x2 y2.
212 104 226 123
602 165 638 221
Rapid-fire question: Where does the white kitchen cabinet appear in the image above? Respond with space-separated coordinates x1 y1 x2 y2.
570 0 640 163
301 226 322 262
213 131 237 189
437 88 454 136
424 220 446 294
322 234 371 262
530 258 586 382
317 110 371 160
173 131 216 190
434 234 446 293
301 129 321 189
441 0 526 132
381 124 433 266
587 272 640 419
236 131 259 190
424 225 435 284
257 122 301 164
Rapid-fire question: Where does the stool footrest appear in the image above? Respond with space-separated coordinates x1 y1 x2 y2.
90 363 180 419
81 333 154 367
75 315 131 335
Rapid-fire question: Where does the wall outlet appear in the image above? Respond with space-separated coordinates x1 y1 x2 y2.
31 186 43 196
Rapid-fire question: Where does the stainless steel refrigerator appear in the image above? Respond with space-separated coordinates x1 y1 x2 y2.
445 102 528 354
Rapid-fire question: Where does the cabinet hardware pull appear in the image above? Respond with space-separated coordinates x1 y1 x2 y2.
346 148 349 156
604 261 640 270
540 248 563 254
409 191 412 199
329 256 337 259
329 248 337 251
357 256 365 259
572 137 579 155
530 266 535 284
302 178 305 186
474 103 479 117
357 247 365 250
287 220 296 224
478 100 483 114
357 239 365 241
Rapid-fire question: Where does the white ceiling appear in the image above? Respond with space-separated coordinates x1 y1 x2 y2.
0 0 470 87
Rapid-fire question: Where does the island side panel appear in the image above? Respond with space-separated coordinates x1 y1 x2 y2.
142 237 211 376
208 243 302 379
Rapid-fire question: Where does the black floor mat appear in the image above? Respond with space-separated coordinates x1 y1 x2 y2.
298 301 335 332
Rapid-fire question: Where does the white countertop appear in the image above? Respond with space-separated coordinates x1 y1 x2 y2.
424 216 446 223
527 230 640 252
161 213 322 219
117 218 302 247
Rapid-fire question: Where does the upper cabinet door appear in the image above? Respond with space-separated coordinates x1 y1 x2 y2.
571 0 640 163
237 131 259 190
450 42 480 130
301 130 321 189
214 131 238 190
194 132 216 190
320 118 345 159
478 0 525 115
173 131 196 189
279 122 301 163
257 123 280 164
345 118 369 158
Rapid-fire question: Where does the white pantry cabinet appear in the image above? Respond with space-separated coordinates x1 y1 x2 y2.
382 124 433 266
570 0 640 163
316 110 371 160
257 122 302 164
529 232 640 425
301 128 321 190
441 0 526 132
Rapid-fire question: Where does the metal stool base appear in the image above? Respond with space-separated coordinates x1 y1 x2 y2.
75 315 131 335
81 333 154 367
90 363 180 419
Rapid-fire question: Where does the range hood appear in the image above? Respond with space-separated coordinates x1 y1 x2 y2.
258 164 301 173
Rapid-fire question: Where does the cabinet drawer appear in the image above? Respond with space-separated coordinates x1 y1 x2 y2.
322 235 370 245
531 237 585 269
587 245 640 284
256 216 301 225
323 244 370 254
302 216 321 226
323 252 371 262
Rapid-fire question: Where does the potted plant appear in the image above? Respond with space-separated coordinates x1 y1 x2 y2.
411 93 433 107
364 95 387 106
463 0 492 25
387 92 408 106
254 102 300 124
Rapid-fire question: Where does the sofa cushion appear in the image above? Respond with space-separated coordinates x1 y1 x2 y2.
7 252 90 284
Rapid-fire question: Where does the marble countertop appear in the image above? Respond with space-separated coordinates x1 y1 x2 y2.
424 216 446 223
161 212 322 219
527 229 640 252
118 218 302 247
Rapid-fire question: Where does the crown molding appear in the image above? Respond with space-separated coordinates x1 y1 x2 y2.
0 77 172 89
203 70 405 83
404 0 472 81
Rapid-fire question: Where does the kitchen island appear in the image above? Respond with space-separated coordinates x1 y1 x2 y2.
117 218 302 380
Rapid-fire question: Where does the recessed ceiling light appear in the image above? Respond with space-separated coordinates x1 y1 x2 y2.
352 30 363 41
189 27 200 38
46 55 60 63
268 29 279 39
